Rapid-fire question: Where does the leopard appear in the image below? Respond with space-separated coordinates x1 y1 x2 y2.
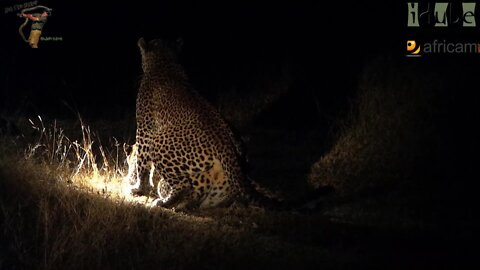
126 37 268 209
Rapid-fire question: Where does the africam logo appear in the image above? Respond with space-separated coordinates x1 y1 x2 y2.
406 40 422 56
407 40 480 56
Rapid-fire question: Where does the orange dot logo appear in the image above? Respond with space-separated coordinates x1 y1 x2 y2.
406 40 421 57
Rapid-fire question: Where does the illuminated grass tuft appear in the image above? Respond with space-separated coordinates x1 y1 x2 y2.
23 116 151 205
0 121 337 269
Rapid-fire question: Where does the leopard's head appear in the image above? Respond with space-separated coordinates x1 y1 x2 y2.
137 37 184 74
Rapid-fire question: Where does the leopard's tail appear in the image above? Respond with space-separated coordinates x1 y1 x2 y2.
240 176 334 211
233 139 333 211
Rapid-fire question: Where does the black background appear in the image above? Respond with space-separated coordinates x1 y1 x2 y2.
0 0 401 120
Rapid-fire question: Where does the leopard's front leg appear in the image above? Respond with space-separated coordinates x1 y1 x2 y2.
151 174 197 209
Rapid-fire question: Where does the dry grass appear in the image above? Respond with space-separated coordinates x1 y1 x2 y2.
307 57 478 234
0 117 339 269
309 57 444 196
21 116 132 202
2 151 474 270
0 157 341 269
0 76 476 269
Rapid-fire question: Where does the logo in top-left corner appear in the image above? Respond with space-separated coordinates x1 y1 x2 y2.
406 40 421 57
17 5 53 48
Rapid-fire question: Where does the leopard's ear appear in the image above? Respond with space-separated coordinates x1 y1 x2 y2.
138 37 147 54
